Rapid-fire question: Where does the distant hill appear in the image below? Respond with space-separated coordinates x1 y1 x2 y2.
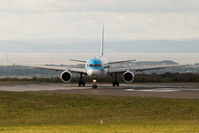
0 60 198 78
0 39 199 53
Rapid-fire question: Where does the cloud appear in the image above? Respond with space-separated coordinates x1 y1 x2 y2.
1 0 199 13
0 0 198 40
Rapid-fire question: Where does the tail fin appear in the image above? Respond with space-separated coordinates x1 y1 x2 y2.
100 25 104 57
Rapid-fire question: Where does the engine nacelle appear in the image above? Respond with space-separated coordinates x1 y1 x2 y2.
123 71 135 83
60 71 72 83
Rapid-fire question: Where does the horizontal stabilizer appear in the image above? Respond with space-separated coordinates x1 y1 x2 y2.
70 59 87 63
107 59 136 65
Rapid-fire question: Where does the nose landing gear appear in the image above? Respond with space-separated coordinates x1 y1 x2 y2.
92 80 98 89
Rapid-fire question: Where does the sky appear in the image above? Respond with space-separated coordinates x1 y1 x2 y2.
0 0 199 40
0 0 199 64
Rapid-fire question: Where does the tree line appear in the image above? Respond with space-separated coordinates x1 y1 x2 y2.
0 72 199 83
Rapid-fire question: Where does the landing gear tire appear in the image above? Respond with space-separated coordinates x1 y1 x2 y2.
113 81 119 87
82 81 85 87
78 73 85 87
92 84 98 89
112 73 119 87
78 81 85 87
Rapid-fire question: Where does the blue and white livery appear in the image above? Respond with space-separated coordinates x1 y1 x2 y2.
16 26 184 88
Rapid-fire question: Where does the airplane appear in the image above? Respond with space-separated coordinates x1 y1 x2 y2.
11 26 190 89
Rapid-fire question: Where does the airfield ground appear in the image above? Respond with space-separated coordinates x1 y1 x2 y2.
0 82 199 99
0 83 199 132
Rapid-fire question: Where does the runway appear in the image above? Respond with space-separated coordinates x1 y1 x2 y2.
0 83 199 99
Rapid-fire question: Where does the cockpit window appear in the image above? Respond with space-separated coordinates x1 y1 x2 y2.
94 64 102 67
87 64 94 67
87 64 102 67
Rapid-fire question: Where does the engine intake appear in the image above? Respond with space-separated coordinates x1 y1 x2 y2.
60 71 72 82
123 71 135 83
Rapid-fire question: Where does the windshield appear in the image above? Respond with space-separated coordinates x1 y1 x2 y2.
87 64 102 67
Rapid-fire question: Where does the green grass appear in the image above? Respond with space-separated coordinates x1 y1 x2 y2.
1 125 199 133
0 91 199 132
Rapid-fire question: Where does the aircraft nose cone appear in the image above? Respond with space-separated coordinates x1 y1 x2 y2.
87 69 93 76
87 69 101 76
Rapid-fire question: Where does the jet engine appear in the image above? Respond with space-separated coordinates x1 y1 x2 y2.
60 71 72 82
123 71 135 83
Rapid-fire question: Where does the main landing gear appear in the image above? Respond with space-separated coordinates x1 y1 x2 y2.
78 73 85 87
112 73 119 87
113 81 119 87
78 80 85 87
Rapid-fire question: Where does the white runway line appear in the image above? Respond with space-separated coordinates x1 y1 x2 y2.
0 84 89 92
125 88 181 92
125 89 135 91
181 89 199 91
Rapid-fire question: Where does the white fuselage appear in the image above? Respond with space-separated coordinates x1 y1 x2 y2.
85 57 108 77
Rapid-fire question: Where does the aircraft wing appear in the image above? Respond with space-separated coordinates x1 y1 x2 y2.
108 64 188 73
68 68 87 74
13 64 87 74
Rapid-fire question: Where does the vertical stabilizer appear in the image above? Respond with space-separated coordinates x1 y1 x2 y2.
100 25 104 57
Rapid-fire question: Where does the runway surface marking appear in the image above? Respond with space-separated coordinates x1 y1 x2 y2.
125 88 180 92
1 83 199 99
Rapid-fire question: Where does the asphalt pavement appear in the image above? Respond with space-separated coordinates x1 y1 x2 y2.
0 83 199 99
